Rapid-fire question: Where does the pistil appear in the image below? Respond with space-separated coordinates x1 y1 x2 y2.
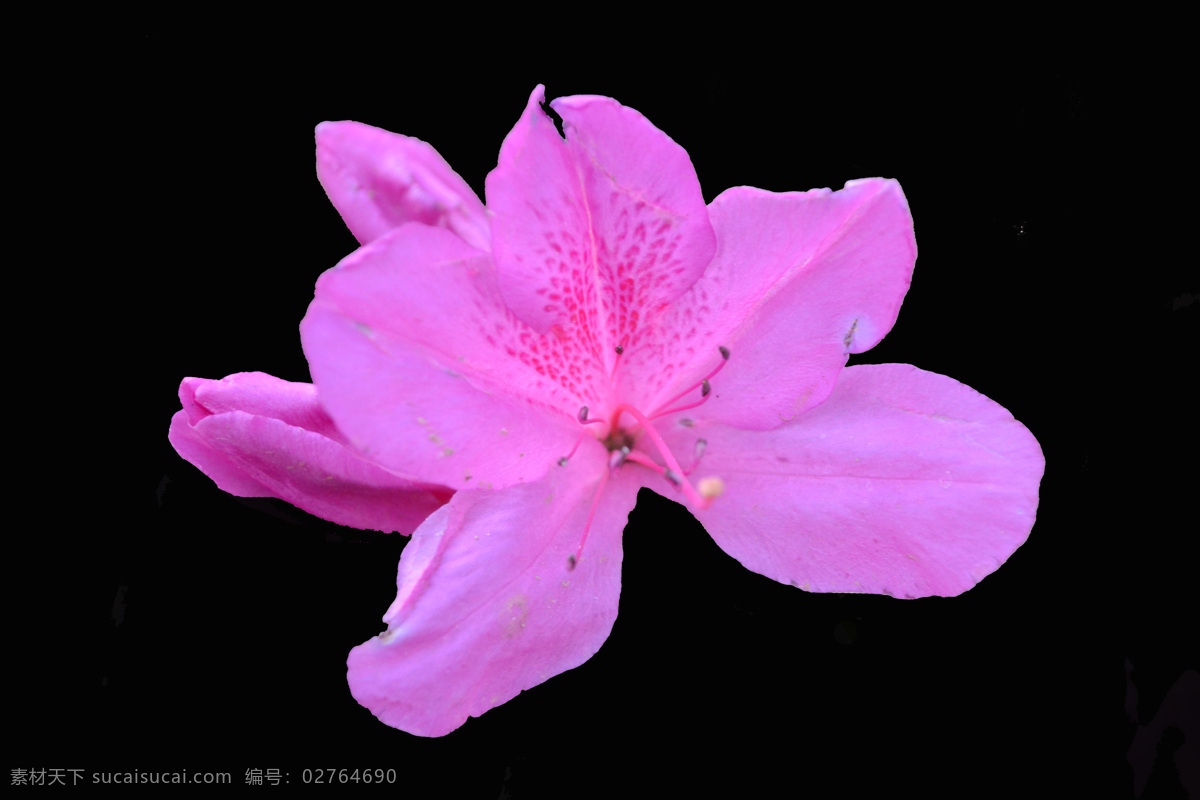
610 402 713 511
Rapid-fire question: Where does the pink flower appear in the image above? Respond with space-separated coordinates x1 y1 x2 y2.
172 85 1044 737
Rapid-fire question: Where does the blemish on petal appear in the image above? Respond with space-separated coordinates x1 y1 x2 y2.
502 595 529 638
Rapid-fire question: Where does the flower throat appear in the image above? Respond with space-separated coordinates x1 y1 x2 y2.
561 345 729 570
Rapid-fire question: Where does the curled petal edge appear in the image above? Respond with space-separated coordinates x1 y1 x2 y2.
169 372 451 534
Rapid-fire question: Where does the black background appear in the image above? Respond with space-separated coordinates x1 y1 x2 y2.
14 30 1194 799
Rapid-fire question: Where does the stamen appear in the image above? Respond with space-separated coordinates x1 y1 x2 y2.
558 430 588 465
569 466 611 570
610 403 714 510
649 346 730 419
625 450 663 473
624 450 662 470
608 343 626 382
559 406 606 465
651 396 711 419
688 438 707 474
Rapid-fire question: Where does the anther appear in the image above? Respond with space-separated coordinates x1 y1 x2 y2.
577 406 603 427
701 380 711 397
609 446 630 470
719 345 730 360
568 554 577 570
614 344 624 355
663 468 682 487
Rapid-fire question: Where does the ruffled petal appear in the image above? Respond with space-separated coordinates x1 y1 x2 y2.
301 224 584 490
168 373 451 534
624 180 916 430
348 444 638 736
316 121 490 251
673 364 1043 598
486 85 715 347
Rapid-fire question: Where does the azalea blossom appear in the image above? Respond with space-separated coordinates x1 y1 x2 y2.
170 85 1043 737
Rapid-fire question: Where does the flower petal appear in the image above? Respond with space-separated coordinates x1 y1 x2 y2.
625 180 916 430
168 373 451 534
347 444 638 736
676 364 1043 598
486 85 716 347
316 121 490 250
301 224 582 490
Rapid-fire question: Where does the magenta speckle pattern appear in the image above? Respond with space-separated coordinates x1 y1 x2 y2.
478 88 723 422
477 187 719 423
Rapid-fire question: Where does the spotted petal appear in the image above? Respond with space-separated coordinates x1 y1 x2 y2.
676 364 1043 598
486 85 716 348
348 443 640 736
168 372 450 534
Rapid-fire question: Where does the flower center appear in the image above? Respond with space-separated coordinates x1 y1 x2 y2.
562 346 729 570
